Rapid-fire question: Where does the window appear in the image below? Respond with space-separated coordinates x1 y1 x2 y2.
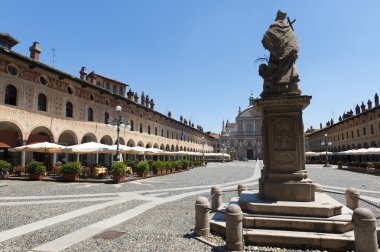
89 94 94 101
370 125 374 134
351 131 354 138
4 84 17 105
39 75 49 85
130 120 134 131
155 127 157 136
66 102 73 118
106 83 110 90
363 127 366 136
140 123 143 133
119 87 123 95
341 133 344 140
37 94 47 111
112 85 116 93
67 86 73 95
357 129 360 137
161 129 164 137
88 108 94 121
104 112 109 124
167 131 169 138
346 132 348 139
96 82 100 86
148 126 151 134
7 64 19 76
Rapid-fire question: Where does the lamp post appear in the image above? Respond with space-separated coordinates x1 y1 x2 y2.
201 137 205 165
107 106 130 162
221 142 226 163
321 133 332 167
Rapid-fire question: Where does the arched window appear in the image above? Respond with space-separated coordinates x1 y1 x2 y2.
4 84 17 105
88 107 94 121
140 123 143 133
104 112 109 124
161 129 164 137
37 93 47 111
66 102 73 118
130 120 134 131
148 125 151 134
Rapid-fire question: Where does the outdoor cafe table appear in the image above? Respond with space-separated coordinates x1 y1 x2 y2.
94 167 107 177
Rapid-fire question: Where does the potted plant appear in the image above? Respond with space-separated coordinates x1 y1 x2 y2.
61 161 82 181
152 161 162 175
136 161 149 177
337 161 343 169
0 160 11 179
26 160 46 181
112 161 127 183
182 160 190 170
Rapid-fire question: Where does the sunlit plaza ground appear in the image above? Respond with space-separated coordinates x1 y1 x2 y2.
0 161 378 251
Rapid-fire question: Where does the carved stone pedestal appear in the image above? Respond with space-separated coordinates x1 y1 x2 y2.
256 95 314 202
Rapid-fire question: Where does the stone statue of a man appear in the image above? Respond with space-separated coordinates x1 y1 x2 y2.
259 10 301 98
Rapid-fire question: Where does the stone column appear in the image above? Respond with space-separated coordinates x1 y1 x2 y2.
211 186 222 211
353 208 378 252
256 96 315 202
195 197 210 236
238 184 248 197
225 204 244 251
52 153 57 167
20 140 27 167
345 188 360 210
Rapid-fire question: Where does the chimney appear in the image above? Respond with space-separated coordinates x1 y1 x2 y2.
150 98 155 110
355 104 360 115
145 95 150 108
168 111 172 118
367 99 372 110
134 92 139 103
375 93 379 106
141 92 145 106
127 89 134 100
360 102 366 112
79 67 87 80
29 42 42 61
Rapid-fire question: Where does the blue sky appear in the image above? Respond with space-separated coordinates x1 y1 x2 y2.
3 1 380 133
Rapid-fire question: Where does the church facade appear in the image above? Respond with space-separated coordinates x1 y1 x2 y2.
220 95 262 160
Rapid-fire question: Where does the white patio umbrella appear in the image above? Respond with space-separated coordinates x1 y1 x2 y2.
14 142 66 153
130 146 148 155
65 141 111 153
145 147 165 155
305 151 320 157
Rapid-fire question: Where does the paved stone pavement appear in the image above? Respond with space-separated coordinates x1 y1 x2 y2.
0 161 378 251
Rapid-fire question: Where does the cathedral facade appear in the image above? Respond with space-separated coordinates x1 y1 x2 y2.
220 95 262 160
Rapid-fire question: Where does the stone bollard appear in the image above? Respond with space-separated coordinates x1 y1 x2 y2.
226 204 244 251
345 187 360 210
195 197 210 236
237 184 248 197
211 186 222 211
352 208 378 252
313 183 322 193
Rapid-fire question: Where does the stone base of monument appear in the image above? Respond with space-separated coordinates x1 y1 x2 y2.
210 191 355 251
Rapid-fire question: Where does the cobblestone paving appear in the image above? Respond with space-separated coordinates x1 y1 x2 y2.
0 161 377 251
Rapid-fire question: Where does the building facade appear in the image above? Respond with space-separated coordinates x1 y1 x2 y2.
306 93 380 153
0 34 214 167
220 95 262 160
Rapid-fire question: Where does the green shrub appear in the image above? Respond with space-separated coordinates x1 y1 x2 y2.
136 161 149 173
112 162 126 176
373 162 380 169
152 161 163 172
61 161 82 175
349 161 360 167
182 160 190 169
0 160 11 173
337 161 342 165
26 161 46 175
360 162 368 168
147 160 154 169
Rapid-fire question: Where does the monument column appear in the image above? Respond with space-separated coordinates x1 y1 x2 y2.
256 96 314 202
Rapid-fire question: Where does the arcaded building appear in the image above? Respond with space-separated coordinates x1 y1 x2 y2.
306 93 380 152
220 94 262 160
0 33 214 167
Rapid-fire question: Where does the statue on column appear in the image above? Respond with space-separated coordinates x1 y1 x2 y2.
259 10 301 98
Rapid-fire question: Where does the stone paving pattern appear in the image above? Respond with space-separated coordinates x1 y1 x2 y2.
0 161 378 251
